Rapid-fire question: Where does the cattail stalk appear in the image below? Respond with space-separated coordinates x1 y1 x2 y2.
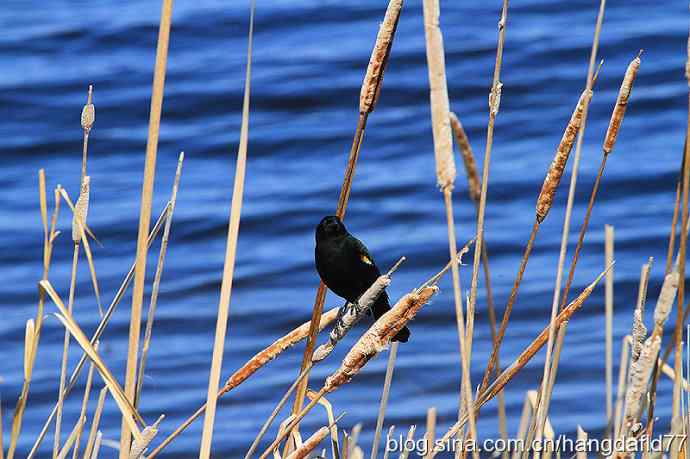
450 111 508 451
605 225 615 425
55 176 90 459
613 336 630 440
135 152 184 407
430 265 610 457
27 205 169 459
423 407 436 459
71 341 99 459
147 307 340 458
285 426 330 459
120 0 174 455
293 0 403 430
7 176 60 459
370 342 399 459
422 0 476 450
480 87 592 396
82 387 107 459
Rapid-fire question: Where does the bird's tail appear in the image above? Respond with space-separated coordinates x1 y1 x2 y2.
373 291 410 343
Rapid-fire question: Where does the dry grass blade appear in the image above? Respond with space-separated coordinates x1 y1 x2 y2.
285 426 331 459
39 280 145 442
605 225 615 426
119 0 174 455
71 341 99 459
423 407 436 459
82 387 107 459
27 204 169 459
307 392 341 459
135 152 184 407
199 1 254 455
55 417 85 459
370 342 398 459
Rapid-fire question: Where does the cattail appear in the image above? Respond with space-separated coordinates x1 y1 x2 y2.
284 426 330 459
81 85 95 132
622 335 660 435
324 286 437 392
24 319 35 382
423 0 455 190
535 88 592 222
653 269 679 330
359 0 403 114
72 176 90 242
129 415 164 459
630 307 647 362
603 54 641 154
449 112 480 202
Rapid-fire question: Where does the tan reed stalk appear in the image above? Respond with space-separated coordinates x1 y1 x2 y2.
55 176 90 459
672 32 690 423
71 341 99 459
423 407 436 459
429 264 611 458
199 3 253 456
533 52 637 449
244 365 314 459
28 205 169 459
370 341 399 459
576 426 587 459
7 176 61 459
0 388 4 459
421 0 476 451
465 0 509 399
147 307 340 458
480 86 592 396
606 225 615 426
450 111 508 453
613 335 630 440
55 417 85 459
293 0 404 430
665 145 685 276
82 387 107 459
306 391 340 459
382 426 395 459
89 432 101 459
313 258 405 363
40 280 146 438
398 426 416 459
259 286 440 459
135 152 184 407
120 0 174 455
450 111 508 450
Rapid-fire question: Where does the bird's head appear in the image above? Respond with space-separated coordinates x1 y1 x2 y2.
316 215 346 241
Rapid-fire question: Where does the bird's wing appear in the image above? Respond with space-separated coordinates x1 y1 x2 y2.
351 237 382 277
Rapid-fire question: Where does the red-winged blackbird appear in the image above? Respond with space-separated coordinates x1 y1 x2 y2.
315 215 410 342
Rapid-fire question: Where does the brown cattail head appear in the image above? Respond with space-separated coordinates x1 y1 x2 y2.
449 112 480 202
323 286 437 392
81 85 95 132
359 0 403 114
603 54 641 154
72 176 90 242
535 88 593 222
284 426 330 459
423 0 455 190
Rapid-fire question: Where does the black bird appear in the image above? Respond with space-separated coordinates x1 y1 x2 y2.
315 215 410 342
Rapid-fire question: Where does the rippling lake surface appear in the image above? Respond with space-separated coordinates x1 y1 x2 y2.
1 0 689 457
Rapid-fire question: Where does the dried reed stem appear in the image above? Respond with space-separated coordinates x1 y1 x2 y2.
147 307 340 458
135 152 184 407
605 225 615 426
466 0 509 405
423 407 436 459
7 176 60 459
120 0 174 455
431 265 611 457
199 3 254 456
285 426 331 459
71 341 99 459
450 111 508 450
55 176 90 459
82 387 107 459
293 0 403 426
370 342 399 459
613 336 630 440
665 150 684 277
55 417 85 459
27 205 169 459
398 426 416 459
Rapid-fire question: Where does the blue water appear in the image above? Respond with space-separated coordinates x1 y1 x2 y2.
1 0 689 457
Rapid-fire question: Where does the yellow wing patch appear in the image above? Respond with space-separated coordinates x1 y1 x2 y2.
360 254 373 265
